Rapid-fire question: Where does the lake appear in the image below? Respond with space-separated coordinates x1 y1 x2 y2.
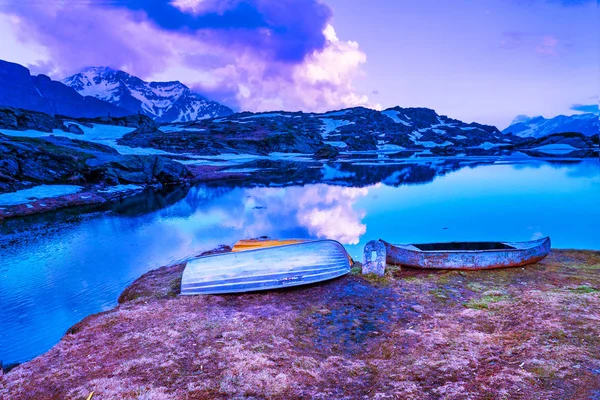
1 157 599 365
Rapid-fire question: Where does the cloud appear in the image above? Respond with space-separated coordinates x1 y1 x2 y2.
570 104 600 114
510 114 531 125
106 0 332 63
535 35 559 55
0 0 371 112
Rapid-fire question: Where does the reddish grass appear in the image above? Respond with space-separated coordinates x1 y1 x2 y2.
1 250 599 399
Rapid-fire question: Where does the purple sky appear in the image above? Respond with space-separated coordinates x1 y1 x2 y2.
0 0 597 128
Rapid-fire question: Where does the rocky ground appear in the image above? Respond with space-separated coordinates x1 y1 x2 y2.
1 249 598 399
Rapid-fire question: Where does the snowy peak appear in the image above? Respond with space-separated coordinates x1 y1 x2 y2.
0 59 129 118
504 113 599 138
63 67 233 123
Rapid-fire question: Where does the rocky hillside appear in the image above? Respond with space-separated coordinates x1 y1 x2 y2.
120 111 329 156
0 60 129 118
120 106 526 156
63 67 233 123
504 113 599 138
0 107 191 194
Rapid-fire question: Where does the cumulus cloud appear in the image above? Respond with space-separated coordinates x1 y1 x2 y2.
0 0 371 112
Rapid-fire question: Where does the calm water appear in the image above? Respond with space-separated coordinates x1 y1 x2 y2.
1 158 599 364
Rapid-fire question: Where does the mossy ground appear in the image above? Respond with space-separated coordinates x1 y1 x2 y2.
1 250 599 399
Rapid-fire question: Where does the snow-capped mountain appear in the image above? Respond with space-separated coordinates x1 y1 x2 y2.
503 113 599 138
63 67 233 123
0 59 129 118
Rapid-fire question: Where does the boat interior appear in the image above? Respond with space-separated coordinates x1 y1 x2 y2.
413 242 517 251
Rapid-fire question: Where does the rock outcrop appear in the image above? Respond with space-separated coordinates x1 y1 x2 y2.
0 133 190 194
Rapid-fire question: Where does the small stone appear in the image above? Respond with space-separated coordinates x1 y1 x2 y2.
410 305 425 313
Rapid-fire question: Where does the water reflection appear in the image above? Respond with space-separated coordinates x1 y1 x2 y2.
1 158 599 365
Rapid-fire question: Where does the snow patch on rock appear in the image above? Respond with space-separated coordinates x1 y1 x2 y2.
0 185 83 206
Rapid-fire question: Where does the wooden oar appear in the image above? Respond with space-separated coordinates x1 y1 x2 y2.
232 238 354 264
232 239 307 252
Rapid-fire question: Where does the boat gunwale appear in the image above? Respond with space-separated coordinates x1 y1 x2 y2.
380 237 550 254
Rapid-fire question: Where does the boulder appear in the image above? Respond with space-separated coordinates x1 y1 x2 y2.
66 124 84 135
314 145 340 159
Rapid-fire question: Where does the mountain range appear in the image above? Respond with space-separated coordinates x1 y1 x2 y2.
0 58 597 138
0 59 232 123
0 60 129 119
503 113 598 138
63 67 233 123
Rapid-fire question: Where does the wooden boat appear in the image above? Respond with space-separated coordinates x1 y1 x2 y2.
380 237 551 270
181 240 351 295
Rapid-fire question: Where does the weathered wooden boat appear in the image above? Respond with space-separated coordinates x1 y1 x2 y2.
380 237 551 270
181 240 352 295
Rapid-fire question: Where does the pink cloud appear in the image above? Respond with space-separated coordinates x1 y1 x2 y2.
535 35 559 55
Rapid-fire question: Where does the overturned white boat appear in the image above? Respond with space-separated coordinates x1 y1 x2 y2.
181 240 351 295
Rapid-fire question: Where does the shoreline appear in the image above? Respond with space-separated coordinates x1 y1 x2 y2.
0 167 248 221
2 248 599 399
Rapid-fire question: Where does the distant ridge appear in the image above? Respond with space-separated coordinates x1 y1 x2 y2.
503 113 599 138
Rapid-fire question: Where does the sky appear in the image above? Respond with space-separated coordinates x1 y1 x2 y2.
0 0 597 128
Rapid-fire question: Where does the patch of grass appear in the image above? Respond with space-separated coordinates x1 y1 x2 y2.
568 285 599 294
464 294 509 310
402 276 419 283
350 265 362 275
167 277 182 298
361 273 392 286
429 288 451 300
437 273 453 285
528 365 558 380
251 344 273 353
547 330 567 340
466 282 485 292
428 287 462 304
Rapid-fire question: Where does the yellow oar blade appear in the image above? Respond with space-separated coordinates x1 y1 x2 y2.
232 239 307 252
232 238 354 265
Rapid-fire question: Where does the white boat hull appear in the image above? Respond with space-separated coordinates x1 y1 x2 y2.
181 240 351 295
